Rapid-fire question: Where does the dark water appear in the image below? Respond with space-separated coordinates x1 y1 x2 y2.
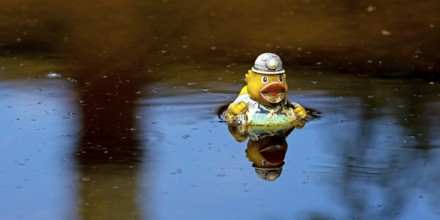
1 1 440 220
1 59 439 219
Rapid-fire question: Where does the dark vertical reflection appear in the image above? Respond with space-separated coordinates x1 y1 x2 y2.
59 1 149 219
74 66 144 219
73 65 144 215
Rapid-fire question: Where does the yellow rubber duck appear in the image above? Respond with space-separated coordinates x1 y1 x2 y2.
224 53 307 128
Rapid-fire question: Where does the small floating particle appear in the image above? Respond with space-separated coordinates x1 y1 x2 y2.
381 30 391 36
46 72 62 78
366 5 376 12
216 173 226 177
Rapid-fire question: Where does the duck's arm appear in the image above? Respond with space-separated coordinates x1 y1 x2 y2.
226 86 249 115
288 101 307 119
229 102 248 115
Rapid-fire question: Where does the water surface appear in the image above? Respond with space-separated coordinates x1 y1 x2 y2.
2 58 438 219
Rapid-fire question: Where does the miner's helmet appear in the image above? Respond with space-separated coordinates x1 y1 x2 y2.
254 165 284 181
251 52 285 74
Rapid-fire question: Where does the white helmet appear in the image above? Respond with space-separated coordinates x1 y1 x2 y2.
251 52 285 74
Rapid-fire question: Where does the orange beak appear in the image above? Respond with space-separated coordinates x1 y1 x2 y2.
259 82 286 104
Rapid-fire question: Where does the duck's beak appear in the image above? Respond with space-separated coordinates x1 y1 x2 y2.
259 82 286 104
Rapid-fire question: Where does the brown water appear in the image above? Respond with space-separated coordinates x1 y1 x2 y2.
1 1 440 220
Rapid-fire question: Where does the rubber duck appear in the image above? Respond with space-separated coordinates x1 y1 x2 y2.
224 53 307 130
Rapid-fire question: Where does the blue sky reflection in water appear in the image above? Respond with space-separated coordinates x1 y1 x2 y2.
0 64 439 219
139 67 440 220
0 79 78 219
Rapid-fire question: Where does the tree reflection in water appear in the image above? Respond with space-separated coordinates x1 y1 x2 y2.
59 1 149 219
73 66 145 219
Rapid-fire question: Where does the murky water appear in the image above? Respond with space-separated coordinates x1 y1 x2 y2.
1 58 439 219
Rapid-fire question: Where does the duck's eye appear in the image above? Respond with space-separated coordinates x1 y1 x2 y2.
278 75 283 82
262 76 268 83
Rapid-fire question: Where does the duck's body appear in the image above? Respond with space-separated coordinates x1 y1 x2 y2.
225 85 302 127
224 53 306 130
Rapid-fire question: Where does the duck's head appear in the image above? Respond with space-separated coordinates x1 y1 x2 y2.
246 53 288 106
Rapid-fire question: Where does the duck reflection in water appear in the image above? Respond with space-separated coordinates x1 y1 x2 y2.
226 120 305 181
247 134 289 181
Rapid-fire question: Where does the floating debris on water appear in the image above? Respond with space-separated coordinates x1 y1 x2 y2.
366 5 376 12
46 72 62 78
187 82 197 86
381 30 391 36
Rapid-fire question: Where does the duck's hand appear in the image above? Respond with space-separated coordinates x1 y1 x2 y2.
294 104 307 119
229 101 248 115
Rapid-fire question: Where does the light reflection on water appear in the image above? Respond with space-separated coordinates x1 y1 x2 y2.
0 64 439 220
